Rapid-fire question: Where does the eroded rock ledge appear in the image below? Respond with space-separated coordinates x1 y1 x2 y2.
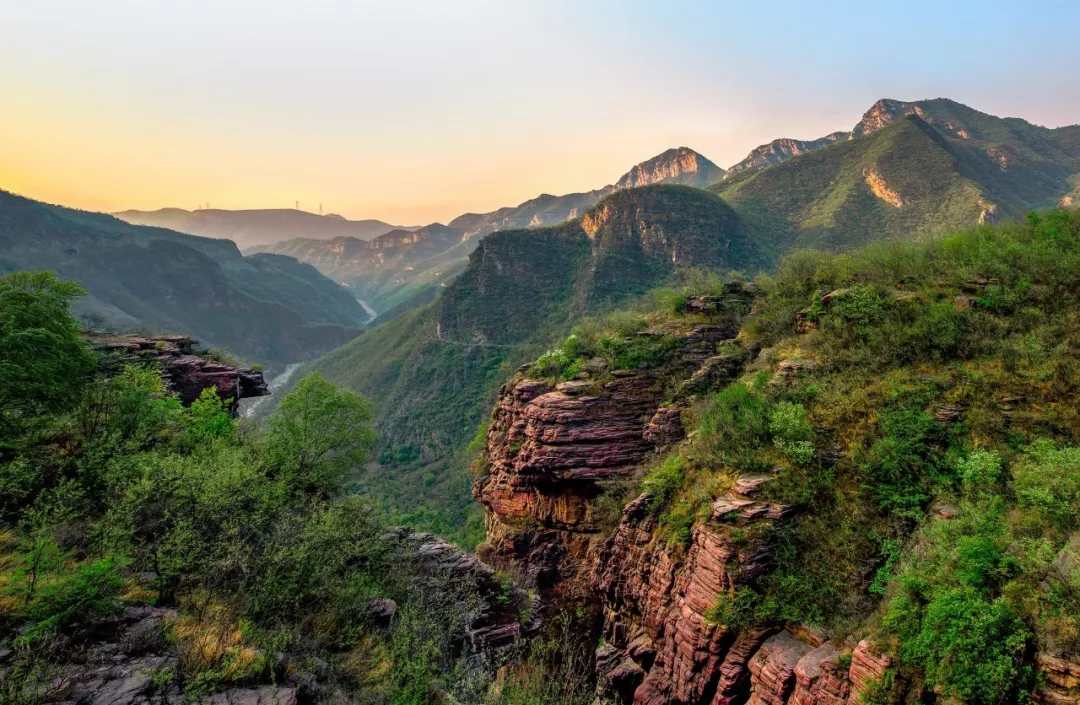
91 334 269 412
473 321 743 600
472 310 903 705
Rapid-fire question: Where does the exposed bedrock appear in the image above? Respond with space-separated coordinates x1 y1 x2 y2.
91 334 269 412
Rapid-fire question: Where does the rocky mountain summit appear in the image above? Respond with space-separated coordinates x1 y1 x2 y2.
725 133 849 177
615 148 726 190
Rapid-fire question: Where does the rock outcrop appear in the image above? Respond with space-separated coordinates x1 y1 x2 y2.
725 134 849 177
25 605 300 705
387 526 539 651
591 467 817 705
1035 652 1080 704
474 311 749 600
92 334 269 412
615 148 726 190
474 374 665 597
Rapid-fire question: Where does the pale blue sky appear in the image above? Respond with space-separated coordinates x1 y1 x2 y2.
2 0 1078 223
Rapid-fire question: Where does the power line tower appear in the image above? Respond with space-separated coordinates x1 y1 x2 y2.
319 203 323 215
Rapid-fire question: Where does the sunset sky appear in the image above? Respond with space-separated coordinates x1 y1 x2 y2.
2 0 1079 225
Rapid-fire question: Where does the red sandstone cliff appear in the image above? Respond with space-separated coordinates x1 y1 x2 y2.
91 334 269 412
472 296 902 705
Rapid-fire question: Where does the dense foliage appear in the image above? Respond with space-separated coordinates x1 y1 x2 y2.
0 271 528 703
627 209 1080 703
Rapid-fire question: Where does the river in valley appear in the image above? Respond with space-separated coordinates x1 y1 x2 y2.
240 362 301 418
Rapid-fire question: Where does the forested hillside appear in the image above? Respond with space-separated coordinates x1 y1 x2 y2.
0 191 368 368
283 185 759 545
716 100 1080 257
477 207 1080 705
0 271 534 703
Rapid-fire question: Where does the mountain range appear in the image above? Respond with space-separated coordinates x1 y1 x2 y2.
113 207 414 250
263 97 1080 543
250 98 1080 319
0 191 369 368
248 146 729 313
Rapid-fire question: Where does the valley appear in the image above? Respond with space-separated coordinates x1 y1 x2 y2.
5 88 1080 705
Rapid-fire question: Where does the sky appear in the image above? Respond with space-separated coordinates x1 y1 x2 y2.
2 0 1079 225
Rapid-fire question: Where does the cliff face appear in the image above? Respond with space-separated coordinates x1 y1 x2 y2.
592 490 891 705
472 300 902 704
615 148 727 190
473 297 746 591
92 334 269 412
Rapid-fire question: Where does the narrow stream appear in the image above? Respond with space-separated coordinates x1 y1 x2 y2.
241 362 301 418
243 301 375 419
358 299 377 322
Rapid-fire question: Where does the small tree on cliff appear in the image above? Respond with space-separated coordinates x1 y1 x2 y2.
263 372 376 497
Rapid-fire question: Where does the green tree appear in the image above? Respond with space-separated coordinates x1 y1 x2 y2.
0 270 96 438
263 372 377 497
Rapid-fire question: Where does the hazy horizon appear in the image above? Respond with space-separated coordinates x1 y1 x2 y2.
3 0 1079 225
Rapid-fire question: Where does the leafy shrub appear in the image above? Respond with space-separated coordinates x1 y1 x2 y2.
828 284 891 328
1012 442 1080 532
698 383 769 471
884 587 1029 703
769 402 815 465
263 372 376 497
0 271 96 437
184 388 235 443
8 544 123 643
641 455 686 513
706 587 763 632
957 449 1003 500
860 409 945 516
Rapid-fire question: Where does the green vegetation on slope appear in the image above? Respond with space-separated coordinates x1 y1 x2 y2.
714 106 1080 259
635 208 1080 703
0 271 532 703
0 191 365 368
285 184 761 547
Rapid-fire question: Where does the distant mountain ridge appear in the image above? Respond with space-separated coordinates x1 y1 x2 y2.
713 98 1080 256
113 207 414 250
133 98 1080 325
251 146 726 314
1 191 367 367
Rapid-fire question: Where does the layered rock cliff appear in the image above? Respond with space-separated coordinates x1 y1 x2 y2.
473 297 748 598
472 270 1080 704
472 295 900 704
91 334 268 412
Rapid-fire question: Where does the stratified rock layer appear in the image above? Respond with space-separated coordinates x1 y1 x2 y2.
92 334 269 411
